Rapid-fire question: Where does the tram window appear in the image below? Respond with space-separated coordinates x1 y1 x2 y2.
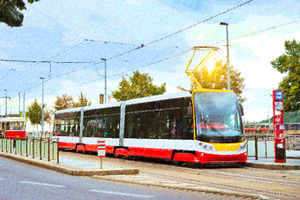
124 97 193 140
6 123 10 130
83 114 120 138
125 114 135 138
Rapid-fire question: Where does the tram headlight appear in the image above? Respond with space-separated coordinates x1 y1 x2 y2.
198 142 216 152
238 142 247 151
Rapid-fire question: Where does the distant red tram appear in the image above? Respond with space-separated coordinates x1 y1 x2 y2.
0 117 26 139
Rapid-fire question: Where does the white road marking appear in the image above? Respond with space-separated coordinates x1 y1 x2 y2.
0 178 5 181
89 189 153 198
258 194 270 199
20 181 65 188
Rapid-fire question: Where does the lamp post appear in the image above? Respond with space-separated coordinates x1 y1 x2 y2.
220 22 230 90
101 58 107 103
40 77 44 134
18 92 20 116
4 89 7 116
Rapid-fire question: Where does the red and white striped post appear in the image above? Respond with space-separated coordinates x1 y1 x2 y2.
97 139 105 169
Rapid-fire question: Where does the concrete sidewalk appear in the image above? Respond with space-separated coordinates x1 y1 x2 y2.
1 150 299 175
246 150 300 170
0 152 139 176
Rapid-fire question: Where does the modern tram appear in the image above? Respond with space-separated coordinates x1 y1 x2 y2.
53 89 247 164
0 117 26 139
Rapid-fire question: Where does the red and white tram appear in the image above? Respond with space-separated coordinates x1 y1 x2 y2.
0 117 26 139
53 89 247 164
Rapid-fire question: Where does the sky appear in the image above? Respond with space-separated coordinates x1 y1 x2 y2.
0 0 299 123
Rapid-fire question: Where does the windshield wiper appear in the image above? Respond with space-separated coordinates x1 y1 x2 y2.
201 112 223 136
206 123 223 136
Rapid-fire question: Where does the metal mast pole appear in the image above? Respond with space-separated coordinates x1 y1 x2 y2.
18 92 21 116
226 25 230 90
23 92 25 119
40 77 45 134
4 89 7 116
220 22 230 90
101 58 107 103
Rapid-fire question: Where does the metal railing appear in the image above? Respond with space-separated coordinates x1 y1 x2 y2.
0 137 59 163
245 134 300 160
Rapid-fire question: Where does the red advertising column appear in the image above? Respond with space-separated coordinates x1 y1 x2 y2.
272 90 286 163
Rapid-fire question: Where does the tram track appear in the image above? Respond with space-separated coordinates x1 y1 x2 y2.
113 157 300 199
141 169 300 199
61 152 300 199
132 160 300 188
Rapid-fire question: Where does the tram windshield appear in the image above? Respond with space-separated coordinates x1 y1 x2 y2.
193 91 244 143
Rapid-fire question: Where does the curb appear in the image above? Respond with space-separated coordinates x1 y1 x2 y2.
0 152 139 176
246 162 300 170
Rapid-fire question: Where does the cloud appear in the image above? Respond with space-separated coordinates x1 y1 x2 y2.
244 108 272 123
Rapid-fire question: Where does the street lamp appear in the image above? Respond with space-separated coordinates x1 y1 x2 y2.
40 77 44 134
220 22 230 90
4 89 7 116
101 58 107 103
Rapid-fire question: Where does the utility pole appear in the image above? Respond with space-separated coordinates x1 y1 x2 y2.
220 22 230 90
18 92 21 116
101 58 107 103
40 77 45 134
0 90 11 117
4 89 8 116
23 92 25 119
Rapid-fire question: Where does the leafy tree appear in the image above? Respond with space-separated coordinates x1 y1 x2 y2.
54 94 74 111
271 39 300 112
72 92 92 108
26 98 42 130
112 70 166 101
193 60 246 103
44 109 54 131
260 111 300 123
0 0 39 27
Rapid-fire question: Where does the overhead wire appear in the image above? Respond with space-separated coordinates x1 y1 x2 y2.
7 0 254 97
16 15 299 96
106 0 254 61
108 18 300 80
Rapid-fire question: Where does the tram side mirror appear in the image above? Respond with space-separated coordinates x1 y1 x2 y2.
239 103 244 116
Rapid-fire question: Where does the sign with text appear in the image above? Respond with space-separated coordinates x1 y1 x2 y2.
274 90 283 100
273 115 283 125
272 90 285 163
274 101 284 111
97 140 106 157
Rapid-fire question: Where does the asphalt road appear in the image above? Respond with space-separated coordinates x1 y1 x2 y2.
0 157 239 200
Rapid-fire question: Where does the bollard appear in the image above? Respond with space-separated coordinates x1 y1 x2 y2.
40 138 42 160
265 138 268 158
255 136 258 160
48 138 50 161
284 137 287 159
26 137 28 157
33 138 35 158
11 139 13 153
57 138 59 163
15 139 17 155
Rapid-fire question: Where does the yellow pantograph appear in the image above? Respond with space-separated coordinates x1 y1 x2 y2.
185 46 219 90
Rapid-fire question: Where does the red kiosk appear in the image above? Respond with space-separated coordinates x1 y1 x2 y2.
272 90 286 163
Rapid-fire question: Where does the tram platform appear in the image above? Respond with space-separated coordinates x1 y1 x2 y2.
0 151 139 176
1 149 299 175
246 150 300 170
